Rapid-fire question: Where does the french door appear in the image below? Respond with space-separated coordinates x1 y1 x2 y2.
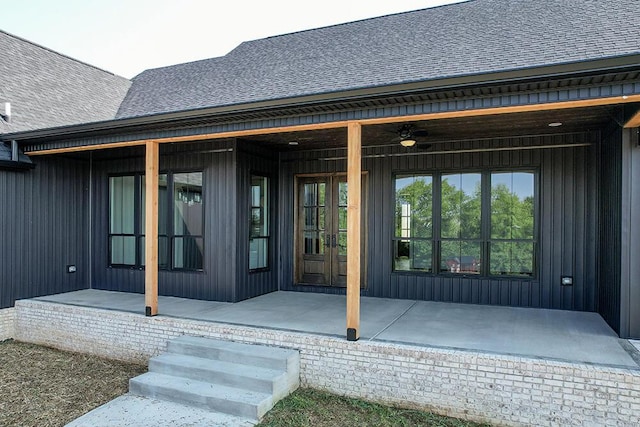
295 174 366 287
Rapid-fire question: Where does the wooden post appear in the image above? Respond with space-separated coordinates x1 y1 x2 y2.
346 122 361 341
145 140 159 316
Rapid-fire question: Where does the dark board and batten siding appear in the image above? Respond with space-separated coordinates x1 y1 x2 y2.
0 157 89 308
598 122 622 333
278 133 599 311
91 141 238 302
235 143 280 301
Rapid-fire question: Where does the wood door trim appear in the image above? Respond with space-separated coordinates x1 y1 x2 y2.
293 173 368 288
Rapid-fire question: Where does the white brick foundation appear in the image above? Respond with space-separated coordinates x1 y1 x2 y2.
0 307 15 340
14 299 640 426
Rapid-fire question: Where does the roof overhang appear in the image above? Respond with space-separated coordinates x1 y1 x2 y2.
4 54 640 150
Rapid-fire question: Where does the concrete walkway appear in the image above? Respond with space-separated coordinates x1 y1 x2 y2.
37 289 640 368
66 395 255 427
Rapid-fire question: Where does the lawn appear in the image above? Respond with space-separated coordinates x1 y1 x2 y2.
0 340 488 427
258 388 488 427
0 340 146 427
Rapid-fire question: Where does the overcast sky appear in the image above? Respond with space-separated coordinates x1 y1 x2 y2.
1 0 463 78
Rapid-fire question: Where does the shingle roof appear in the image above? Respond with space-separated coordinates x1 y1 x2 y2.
0 30 131 134
116 0 640 119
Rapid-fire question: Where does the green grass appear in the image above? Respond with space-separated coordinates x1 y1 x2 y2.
257 388 490 427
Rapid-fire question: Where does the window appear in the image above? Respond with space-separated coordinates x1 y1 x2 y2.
393 170 536 277
249 175 269 270
394 175 433 272
108 171 204 270
490 172 535 276
109 176 136 266
440 173 481 274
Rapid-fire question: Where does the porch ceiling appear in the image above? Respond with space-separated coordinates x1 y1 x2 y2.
241 104 622 151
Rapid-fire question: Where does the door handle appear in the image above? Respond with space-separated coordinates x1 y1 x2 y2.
325 234 331 247
332 234 337 248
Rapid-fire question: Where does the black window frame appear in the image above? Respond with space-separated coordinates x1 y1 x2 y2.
248 172 271 273
392 168 538 279
108 169 205 272
392 174 434 273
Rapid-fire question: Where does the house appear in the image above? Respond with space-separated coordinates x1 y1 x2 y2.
2 0 640 341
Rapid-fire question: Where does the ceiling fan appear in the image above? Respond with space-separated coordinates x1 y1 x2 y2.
395 124 432 149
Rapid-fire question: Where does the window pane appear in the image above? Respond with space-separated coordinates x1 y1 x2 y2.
250 176 268 238
174 172 203 236
141 174 168 235
338 231 347 256
109 176 135 234
304 232 324 255
249 237 269 269
304 207 317 230
395 175 432 238
394 240 432 272
110 236 135 265
441 174 481 239
491 172 534 239
173 237 204 269
304 183 317 207
490 241 534 276
140 236 169 268
441 240 481 274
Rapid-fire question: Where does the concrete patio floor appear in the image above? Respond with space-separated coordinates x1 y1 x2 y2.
36 289 640 369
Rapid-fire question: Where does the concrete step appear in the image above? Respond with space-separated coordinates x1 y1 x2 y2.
168 335 299 372
129 372 273 420
149 353 290 395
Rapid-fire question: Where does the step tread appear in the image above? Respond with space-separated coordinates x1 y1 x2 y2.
150 353 286 381
149 353 286 379
169 336 297 360
130 372 272 404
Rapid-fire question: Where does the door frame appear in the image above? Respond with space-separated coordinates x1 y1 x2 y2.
293 172 368 288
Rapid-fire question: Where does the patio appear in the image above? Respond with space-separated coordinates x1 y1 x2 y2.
36 289 639 369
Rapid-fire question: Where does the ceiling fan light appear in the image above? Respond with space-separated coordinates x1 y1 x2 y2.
400 139 416 147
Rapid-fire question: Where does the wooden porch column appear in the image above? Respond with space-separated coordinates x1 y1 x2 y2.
145 140 159 316
346 122 361 341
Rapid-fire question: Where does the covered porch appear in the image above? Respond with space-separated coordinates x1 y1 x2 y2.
34 289 639 368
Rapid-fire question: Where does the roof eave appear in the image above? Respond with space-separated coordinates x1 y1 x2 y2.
4 53 640 142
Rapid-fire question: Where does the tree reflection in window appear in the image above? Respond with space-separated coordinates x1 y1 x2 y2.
394 175 433 272
440 174 482 274
490 172 534 276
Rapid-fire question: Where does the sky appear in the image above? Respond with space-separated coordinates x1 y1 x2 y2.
0 0 464 78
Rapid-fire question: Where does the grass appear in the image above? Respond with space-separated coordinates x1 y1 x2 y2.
0 340 146 427
258 388 489 427
0 340 489 427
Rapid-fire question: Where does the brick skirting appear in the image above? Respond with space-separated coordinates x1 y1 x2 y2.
0 307 15 341
14 299 640 426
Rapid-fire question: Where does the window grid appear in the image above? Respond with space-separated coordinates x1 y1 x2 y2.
393 170 537 278
108 171 204 271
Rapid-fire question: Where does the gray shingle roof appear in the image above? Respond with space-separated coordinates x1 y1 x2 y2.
116 0 640 119
0 30 131 134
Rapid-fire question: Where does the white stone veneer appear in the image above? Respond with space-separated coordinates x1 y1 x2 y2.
14 299 640 427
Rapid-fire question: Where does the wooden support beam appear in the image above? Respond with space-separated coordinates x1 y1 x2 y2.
624 109 640 128
145 140 159 316
25 94 640 156
346 121 361 341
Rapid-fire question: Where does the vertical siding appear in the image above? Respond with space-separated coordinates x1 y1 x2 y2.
278 133 598 311
0 157 89 308
598 123 622 333
619 124 640 339
235 143 279 301
91 141 237 302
